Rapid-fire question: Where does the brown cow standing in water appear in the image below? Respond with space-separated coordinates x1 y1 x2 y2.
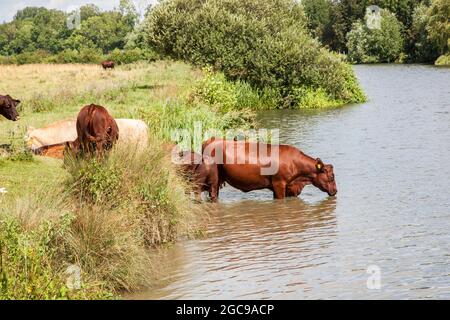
175 150 220 202
0 95 20 121
75 104 119 157
101 60 115 70
202 138 337 199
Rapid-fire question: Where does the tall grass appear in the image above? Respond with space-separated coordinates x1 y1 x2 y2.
0 141 203 299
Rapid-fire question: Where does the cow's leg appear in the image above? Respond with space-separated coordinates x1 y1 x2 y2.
209 184 219 202
97 141 105 159
272 180 287 199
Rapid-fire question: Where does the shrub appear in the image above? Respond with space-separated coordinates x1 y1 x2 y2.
138 99 256 146
435 54 450 66
77 47 105 64
193 67 239 112
409 4 440 63
145 0 365 108
45 49 84 64
14 50 51 65
0 56 17 65
347 9 405 63
0 196 112 300
293 87 343 109
107 48 159 65
64 142 197 248
0 216 69 300
0 129 34 162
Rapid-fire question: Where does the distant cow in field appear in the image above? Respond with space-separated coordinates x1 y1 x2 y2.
175 151 220 202
101 60 115 70
0 95 20 121
26 119 148 151
76 104 119 157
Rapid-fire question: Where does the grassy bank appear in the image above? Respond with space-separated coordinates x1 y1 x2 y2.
0 61 254 299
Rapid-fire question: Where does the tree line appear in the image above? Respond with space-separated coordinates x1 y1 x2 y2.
0 0 155 64
302 0 449 64
0 0 448 66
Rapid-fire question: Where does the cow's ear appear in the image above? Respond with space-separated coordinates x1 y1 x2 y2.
315 158 324 172
14 99 21 104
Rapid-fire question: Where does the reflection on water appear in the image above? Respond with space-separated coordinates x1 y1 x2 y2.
130 65 450 299
131 198 338 300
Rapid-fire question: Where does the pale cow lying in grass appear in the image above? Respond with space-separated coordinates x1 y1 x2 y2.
27 119 149 159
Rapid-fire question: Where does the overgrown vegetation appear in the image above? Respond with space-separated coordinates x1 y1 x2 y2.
347 10 405 63
0 142 201 299
0 0 447 66
144 0 366 108
302 0 449 65
0 1 150 64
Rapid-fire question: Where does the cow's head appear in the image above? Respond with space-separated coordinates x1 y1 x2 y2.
311 158 337 197
0 95 20 121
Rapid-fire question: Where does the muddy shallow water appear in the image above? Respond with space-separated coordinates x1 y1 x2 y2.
130 65 450 299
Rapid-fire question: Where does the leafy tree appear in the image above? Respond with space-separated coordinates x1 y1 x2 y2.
409 4 440 62
119 0 139 28
347 9 404 63
426 0 450 55
14 7 49 21
302 0 332 41
30 9 68 53
5 21 35 54
328 0 367 52
312 0 427 53
64 11 134 53
79 4 101 21
0 5 138 57
145 0 365 107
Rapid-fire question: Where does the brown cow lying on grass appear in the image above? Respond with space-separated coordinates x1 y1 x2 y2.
175 150 220 202
0 94 20 121
33 143 66 159
74 104 119 158
202 138 337 199
26 119 148 151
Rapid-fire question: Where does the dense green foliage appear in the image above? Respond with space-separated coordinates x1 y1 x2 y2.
347 10 405 63
426 0 450 56
0 1 154 64
0 0 447 65
144 0 365 108
409 4 441 62
302 0 447 64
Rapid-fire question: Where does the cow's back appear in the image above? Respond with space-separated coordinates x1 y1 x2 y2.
26 120 77 150
116 119 149 148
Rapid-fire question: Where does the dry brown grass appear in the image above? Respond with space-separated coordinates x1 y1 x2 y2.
0 64 143 100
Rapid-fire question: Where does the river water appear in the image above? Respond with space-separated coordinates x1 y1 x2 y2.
131 65 450 299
